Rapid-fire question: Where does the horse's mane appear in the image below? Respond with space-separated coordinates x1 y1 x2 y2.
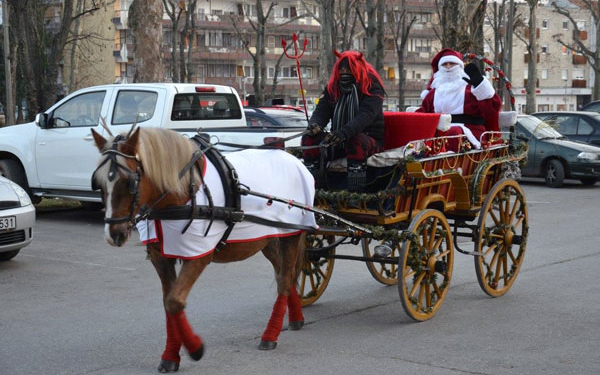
137 128 200 197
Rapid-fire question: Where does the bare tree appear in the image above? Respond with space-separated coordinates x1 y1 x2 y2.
301 0 335 89
129 0 164 82
230 1 304 105
356 0 385 75
552 0 600 100
163 0 197 83
387 1 416 111
335 0 359 52
7 0 105 117
434 0 485 52
524 0 538 113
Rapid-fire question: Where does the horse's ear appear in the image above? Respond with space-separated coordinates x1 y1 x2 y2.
334 49 342 58
125 127 141 152
91 128 107 151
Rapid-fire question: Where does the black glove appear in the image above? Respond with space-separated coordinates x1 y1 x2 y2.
463 63 484 87
308 123 323 135
325 130 345 145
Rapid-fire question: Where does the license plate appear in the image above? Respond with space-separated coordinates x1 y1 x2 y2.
0 216 16 231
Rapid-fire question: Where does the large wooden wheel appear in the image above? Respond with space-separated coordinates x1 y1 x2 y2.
299 234 336 307
362 238 398 285
398 209 454 321
474 179 528 297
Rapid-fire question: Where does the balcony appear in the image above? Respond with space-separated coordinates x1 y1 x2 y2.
523 78 539 88
524 53 540 63
112 10 128 30
572 54 587 65
572 79 586 88
573 30 588 41
524 27 540 39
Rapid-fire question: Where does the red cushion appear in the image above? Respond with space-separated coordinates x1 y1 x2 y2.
383 112 441 150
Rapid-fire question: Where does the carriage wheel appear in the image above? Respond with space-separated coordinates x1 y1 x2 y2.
398 210 454 321
474 179 528 297
299 234 336 307
362 238 398 285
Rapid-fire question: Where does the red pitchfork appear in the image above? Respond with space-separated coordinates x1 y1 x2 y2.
282 33 310 123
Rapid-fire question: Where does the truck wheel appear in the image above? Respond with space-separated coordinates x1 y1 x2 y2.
545 159 565 188
0 159 40 203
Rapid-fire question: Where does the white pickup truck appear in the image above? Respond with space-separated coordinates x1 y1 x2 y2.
0 83 305 203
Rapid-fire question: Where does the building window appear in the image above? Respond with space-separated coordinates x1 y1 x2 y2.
409 38 431 53
541 44 549 54
523 70 528 79
542 69 548 79
573 69 584 79
538 104 550 112
562 20 569 30
542 19 549 29
576 20 585 30
268 67 275 78
562 69 568 81
301 67 313 79
268 36 275 47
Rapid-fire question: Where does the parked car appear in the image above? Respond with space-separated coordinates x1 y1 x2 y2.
0 176 35 261
515 115 600 187
579 100 600 112
531 111 600 146
244 107 309 128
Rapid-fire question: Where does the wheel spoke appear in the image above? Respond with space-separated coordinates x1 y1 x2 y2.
513 215 524 229
488 210 501 226
432 280 442 298
425 281 432 309
300 270 307 295
502 253 509 285
494 254 502 286
484 242 498 257
509 198 521 223
489 250 500 272
317 266 327 279
507 247 517 263
428 218 439 250
436 249 451 259
409 273 425 298
417 282 425 310
309 268 317 291
432 234 444 252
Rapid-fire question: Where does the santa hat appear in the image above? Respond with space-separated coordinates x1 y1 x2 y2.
431 48 464 71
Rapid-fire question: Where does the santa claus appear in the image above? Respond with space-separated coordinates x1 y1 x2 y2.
417 48 501 150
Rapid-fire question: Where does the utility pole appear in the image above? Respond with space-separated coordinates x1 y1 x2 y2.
2 0 15 125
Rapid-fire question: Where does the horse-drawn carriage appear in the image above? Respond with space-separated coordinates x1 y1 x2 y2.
90 58 529 370
297 111 529 321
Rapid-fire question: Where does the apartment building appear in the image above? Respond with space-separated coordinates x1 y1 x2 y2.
507 0 594 112
108 0 440 110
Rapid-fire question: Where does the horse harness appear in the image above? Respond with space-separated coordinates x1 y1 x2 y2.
94 133 319 252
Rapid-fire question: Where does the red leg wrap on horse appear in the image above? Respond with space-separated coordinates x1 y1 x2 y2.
169 311 203 353
287 287 304 323
261 294 288 342
161 312 183 363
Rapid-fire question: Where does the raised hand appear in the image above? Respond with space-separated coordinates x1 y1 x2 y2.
462 63 484 87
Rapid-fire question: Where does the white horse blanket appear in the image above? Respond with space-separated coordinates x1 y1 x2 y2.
137 149 317 259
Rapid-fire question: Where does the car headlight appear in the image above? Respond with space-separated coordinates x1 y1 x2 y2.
577 152 600 161
8 180 32 206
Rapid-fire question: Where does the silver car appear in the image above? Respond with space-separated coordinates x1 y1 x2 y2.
0 176 35 261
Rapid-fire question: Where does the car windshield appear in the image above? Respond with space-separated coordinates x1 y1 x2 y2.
519 116 564 139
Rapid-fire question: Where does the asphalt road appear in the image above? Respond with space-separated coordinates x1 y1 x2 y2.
1 179 599 375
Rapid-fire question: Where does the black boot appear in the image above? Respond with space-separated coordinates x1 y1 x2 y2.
347 162 367 192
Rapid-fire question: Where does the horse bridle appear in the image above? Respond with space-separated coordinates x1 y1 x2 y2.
92 135 143 227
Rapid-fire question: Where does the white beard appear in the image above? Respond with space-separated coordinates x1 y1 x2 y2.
431 65 468 115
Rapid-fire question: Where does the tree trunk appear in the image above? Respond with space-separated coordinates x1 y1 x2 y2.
375 0 385 76
525 2 537 114
318 0 335 89
129 0 164 83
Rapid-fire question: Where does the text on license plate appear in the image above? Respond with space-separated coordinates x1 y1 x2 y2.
0 216 16 231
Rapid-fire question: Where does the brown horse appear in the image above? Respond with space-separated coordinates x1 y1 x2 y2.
91 127 313 373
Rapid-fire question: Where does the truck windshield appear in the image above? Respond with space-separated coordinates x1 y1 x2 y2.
171 93 242 121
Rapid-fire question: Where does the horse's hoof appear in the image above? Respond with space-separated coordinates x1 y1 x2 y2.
258 340 277 350
289 320 304 331
157 359 179 373
189 343 205 361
